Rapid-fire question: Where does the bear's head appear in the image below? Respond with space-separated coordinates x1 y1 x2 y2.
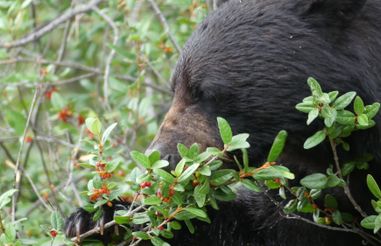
147 0 379 168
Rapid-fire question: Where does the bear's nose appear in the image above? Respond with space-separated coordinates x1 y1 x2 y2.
145 143 181 169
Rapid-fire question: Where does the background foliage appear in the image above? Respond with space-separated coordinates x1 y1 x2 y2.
0 0 209 244
1 1 381 246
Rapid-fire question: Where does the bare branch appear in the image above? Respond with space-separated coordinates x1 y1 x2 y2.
92 7 120 109
0 0 103 49
329 138 367 218
71 205 145 243
146 0 181 53
11 86 40 222
0 57 171 94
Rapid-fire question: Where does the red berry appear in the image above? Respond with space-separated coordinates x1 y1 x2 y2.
50 229 58 238
24 136 33 143
156 191 162 198
162 197 171 203
44 86 57 100
140 181 152 189
58 107 73 122
77 115 85 125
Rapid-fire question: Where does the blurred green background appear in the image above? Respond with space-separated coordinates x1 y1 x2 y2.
0 0 212 244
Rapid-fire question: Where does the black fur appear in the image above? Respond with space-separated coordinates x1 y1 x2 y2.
66 0 381 245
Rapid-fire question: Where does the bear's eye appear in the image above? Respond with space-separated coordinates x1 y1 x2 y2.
191 89 203 103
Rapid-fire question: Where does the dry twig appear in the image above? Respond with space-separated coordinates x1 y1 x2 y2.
0 0 103 49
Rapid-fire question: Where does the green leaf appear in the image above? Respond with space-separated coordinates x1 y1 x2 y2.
333 92 356 110
295 102 314 113
324 194 338 209
149 150 161 164
255 166 295 180
178 163 200 183
101 122 117 144
177 143 189 158
217 117 232 144
336 110 355 125
357 114 369 127
151 236 170 246
154 169 175 183
321 106 337 127
85 117 102 136
361 215 377 230
241 179 261 192
354 96 364 115
51 92 66 110
132 231 150 240
283 199 297 214
375 215 381 234
303 130 326 149
226 133 250 151
365 103 380 119
267 130 288 162
5 110 25 135
326 174 342 188
143 196 162 205
199 166 211 176
50 211 64 230
183 207 207 218
194 180 209 207
152 160 169 169
184 220 195 234
130 151 151 169
0 189 17 209
328 91 339 102
307 108 319 125
114 211 132 225
210 169 236 186
175 211 197 220
169 221 182 230
307 77 323 97
342 162 355 176
332 211 343 225
174 159 186 177
300 173 328 189
367 174 381 199
132 212 150 224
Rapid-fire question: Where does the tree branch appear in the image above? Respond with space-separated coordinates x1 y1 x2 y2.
146 0 181 53
0 0 103 49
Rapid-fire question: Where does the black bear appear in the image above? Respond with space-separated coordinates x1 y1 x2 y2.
65 0 381 245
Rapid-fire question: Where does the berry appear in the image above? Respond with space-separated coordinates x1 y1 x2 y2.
58 107 73 122
140 181 152 189
77 115 85 125
24 136 33 143
50 229 58 238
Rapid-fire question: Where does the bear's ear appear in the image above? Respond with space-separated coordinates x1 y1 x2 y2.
299 0 367 25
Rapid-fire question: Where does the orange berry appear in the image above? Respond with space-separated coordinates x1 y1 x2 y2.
24 136 33 143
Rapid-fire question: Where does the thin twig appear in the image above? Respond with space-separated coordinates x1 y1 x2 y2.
146 0 181 53
17 87 64 215
0 57 171 94
6 160 52 213
329 138 367 218
0 142 16 163
65 125 85 207
11 86 40 222
71 205 145 242
92 7 119 109
25 175 85 217
0 0 103 49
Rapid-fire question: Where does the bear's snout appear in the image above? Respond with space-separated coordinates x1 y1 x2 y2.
146 98 222 169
